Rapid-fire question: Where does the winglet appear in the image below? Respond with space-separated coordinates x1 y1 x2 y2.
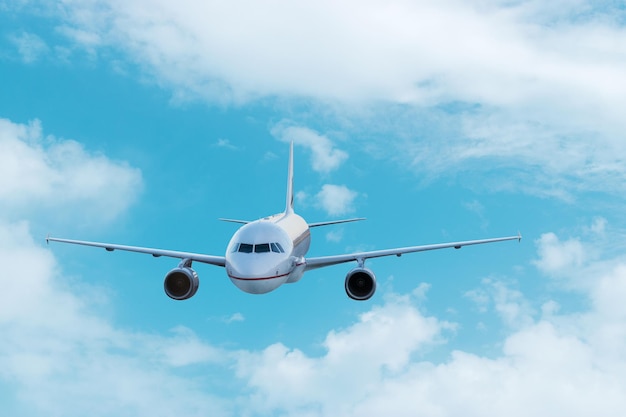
285 141 295 215
46 234 50 245
518 231 523 242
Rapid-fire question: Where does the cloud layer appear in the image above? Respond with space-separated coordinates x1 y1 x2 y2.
32 0 625 197
52 0 626 110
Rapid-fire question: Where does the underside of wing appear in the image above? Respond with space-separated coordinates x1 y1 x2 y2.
305 234 521 271
46 237 226 267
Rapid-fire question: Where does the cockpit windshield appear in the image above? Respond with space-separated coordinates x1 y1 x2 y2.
255 243 270 253
232 242 285 254
238 243 253 253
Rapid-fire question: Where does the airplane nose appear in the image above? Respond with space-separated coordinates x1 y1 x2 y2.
226 254 290 295
226 254 281 278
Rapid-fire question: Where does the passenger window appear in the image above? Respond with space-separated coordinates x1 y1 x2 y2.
255 243 271 253
238 243 253 253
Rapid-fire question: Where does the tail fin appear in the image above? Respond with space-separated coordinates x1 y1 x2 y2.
285 141 294 215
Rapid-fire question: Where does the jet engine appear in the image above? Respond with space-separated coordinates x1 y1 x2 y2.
164 266 199 300
345 267 376 301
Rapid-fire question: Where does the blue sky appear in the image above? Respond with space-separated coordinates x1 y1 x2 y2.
1 1 626 415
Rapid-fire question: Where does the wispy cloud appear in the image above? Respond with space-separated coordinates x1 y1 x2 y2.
9 32 49 63
214 138 237 150
223 312 245 323
315 184 359 216
272 122 348 174
325 229 343 243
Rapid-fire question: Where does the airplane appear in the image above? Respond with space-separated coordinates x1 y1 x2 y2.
47 142 521 301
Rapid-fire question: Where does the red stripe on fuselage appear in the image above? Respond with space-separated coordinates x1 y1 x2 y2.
228 272 291 281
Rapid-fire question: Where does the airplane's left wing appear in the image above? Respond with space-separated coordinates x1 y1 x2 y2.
46 237 226 267
305 234 521 271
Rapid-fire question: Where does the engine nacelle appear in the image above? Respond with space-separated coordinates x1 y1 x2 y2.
345 267 376 301
164 267 199 300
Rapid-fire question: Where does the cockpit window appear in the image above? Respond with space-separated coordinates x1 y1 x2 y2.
236 242 284 254
254 243 271 253
238 243 253 253
271 242 284 253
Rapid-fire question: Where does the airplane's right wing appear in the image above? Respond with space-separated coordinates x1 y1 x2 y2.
46 237 226 266
305 234 521 271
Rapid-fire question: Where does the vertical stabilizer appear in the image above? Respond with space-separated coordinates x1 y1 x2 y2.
285 141 294 215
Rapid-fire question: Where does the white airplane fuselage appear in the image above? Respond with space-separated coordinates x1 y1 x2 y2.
225 212 310 294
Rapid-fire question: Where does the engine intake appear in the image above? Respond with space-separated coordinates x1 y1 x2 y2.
164 267 199 300
345 267 376 301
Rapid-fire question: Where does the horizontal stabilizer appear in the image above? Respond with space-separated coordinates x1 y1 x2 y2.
308 218 366 228
219 218 250 225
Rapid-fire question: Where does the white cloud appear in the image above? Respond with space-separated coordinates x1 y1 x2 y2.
156 326 224 367
589 216 607 235
394 107 626 197
592 264 626 321
533 232 586 276
465 278 534 328
325 229 343 243
294 190 309 207
0 118 142 224
52 0 626 109
411 282 431 302
214 138 237 150
223 312 245 323
232 288 626 417
315 184 358 216
9 31 49 63
272 122 348 173
235 292 452 415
